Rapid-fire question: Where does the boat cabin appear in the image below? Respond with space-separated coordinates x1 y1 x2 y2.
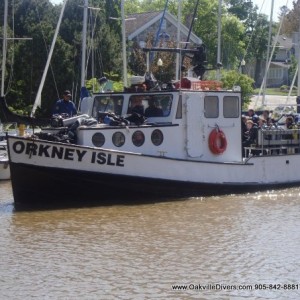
77 81 243 163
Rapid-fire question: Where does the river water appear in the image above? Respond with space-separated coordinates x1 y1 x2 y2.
1 180 300 299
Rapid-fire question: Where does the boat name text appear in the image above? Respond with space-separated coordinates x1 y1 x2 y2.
12 141 125 167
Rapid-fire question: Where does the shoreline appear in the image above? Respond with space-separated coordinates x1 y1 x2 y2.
249 94 297 110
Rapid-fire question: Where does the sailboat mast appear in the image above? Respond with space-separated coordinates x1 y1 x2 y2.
262 0 274 106
175 0 182 81
298 4 300 98
216 0 222 80
31 0 68 116
1 0 8 97
81 0 88 88
121 0 127 87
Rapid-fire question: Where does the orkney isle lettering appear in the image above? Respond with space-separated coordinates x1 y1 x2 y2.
12 141 125 167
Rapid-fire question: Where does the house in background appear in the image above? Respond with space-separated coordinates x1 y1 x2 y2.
125 11 202 49
248 35 293 88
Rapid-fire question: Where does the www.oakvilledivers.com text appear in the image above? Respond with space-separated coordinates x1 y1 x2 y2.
172 284 253 291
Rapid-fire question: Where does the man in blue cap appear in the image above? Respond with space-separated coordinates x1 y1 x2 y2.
52 90 77 117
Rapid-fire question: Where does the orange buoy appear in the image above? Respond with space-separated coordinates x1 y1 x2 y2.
208 128 227 155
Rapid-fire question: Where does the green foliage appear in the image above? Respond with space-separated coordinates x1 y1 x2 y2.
85 76 123 93
1 0 122 117
85 78 101 93
112 81 124 92
221 15 246 69
220 70 255 108
0 0 295 116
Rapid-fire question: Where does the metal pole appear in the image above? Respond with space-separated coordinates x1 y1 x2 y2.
262 0 274 106
216 0 222 80
1 0 8 97
31 0 68 116
176 0 182 81
81 0 88 88
121 0 127 87
297 2 300 113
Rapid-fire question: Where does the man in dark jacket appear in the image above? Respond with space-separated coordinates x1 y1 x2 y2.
52 90 77 117
243 120 258 147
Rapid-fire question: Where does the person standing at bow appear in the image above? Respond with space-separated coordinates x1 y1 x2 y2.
52 90 77 117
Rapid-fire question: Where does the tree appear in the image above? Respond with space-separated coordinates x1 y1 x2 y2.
245 14 273 87
0 0 123 116
281 0 300 35
220 70 254 108
225 0 255 21
221 15 246 69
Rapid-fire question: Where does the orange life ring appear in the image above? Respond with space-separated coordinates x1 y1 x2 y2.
208 128 227 154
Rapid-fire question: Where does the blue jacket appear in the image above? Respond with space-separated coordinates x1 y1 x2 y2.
52 99 77 117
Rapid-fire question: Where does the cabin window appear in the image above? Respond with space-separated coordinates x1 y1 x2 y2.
151 129 164 146
176 95 182 119
112 132 125 147
132 130 145 147
92 133 105 147
92 96 124 119
204 96 219 118
223 96 239 118
128 94 172 117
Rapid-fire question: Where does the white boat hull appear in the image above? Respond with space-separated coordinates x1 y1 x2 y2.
0 157 10 180
7 136 300 207
0 141 10 180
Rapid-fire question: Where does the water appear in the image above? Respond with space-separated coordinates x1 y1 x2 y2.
1 180 300 299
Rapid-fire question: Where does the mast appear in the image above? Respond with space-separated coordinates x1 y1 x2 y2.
262 0 274 106
31 0 68 116
81 0 88 88
175 0 182 81
1 0 8 97
297 1 300 113
121 0 127 87
216 0 222 80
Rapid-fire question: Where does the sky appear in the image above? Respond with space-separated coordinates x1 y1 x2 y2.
250 0 293 20
50 0 293 21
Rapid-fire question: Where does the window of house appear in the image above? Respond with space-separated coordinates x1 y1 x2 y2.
268 68 283 79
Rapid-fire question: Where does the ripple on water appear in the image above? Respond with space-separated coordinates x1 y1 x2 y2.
0 184 300 299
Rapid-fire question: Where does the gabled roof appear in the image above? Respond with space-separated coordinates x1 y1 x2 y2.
273 35 293 49
126 10 202 45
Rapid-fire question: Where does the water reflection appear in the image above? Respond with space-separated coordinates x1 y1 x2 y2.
0 182 300 299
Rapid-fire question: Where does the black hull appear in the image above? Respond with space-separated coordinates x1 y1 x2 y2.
10 162 293 210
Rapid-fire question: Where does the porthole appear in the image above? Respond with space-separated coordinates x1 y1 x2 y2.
151 129 163 146
132 130 145 147
112 131 125 147
92 132 105 147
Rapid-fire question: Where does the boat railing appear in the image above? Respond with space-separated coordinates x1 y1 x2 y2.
244 128 300 157
257 128 300 146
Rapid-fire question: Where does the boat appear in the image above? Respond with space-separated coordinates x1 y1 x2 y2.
5 1 300 208
4 58 300 207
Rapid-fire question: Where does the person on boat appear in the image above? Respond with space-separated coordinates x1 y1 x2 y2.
241 115 248 142
242 119 258 148
52 90 77 117
247 109 258 124
128 95 145 115
260 109 273 127
281 115 297 140
258 116 267 129
145 99 164 117
284 115 295 130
